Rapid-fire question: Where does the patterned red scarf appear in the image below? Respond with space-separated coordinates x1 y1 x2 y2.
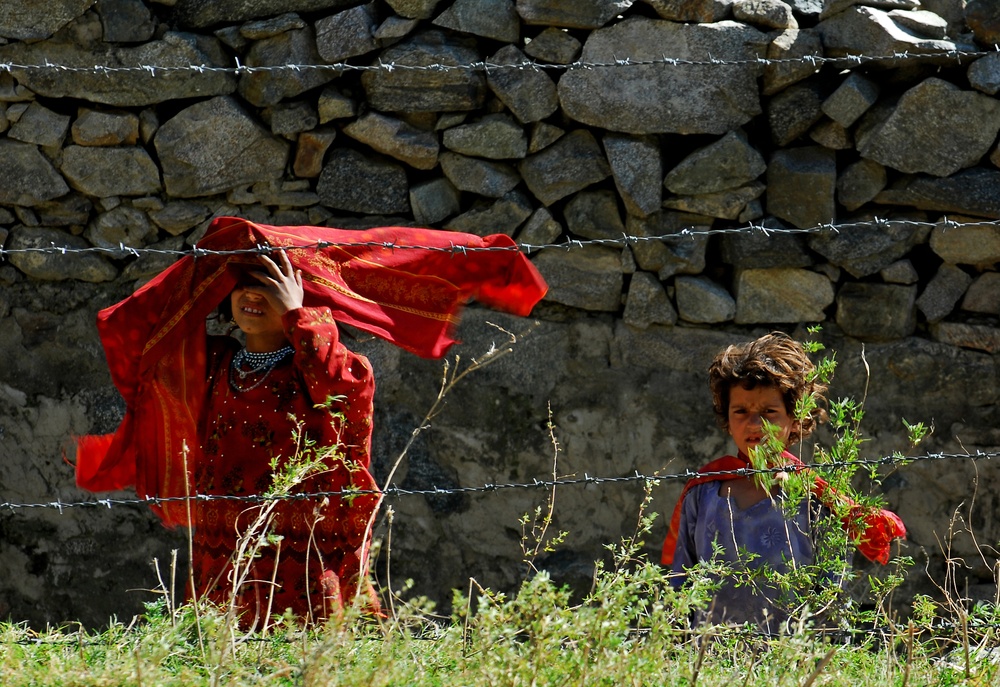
76 217 548 526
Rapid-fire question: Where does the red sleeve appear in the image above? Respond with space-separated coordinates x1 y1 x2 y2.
282 306 375 470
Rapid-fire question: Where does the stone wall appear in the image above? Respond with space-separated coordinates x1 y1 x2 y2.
1 0 999 627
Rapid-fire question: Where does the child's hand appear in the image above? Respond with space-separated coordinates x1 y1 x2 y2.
253 251 304 315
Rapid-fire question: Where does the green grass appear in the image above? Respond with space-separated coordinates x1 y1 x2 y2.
0 545 997 687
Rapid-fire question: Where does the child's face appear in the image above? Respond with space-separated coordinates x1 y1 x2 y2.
230 281 284 340
727 384 798 458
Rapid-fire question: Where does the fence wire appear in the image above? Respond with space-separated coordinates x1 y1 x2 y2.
0 47 993 79
0 448 992 515
2 216 996 261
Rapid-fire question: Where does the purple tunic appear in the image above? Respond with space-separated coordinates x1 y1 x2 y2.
670 480 843 629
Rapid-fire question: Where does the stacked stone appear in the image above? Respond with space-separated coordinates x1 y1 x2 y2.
2 0 1000 350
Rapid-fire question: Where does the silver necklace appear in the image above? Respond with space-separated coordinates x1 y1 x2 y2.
229 345 293 393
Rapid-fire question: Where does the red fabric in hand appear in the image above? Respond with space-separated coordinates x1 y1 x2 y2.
661 451 906 567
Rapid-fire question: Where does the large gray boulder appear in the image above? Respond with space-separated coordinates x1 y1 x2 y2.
817 7 963 64
531 246 623 311
441 114 528 159
675 275 736 324
316 148 410 214
315 3 379 63
6 226 117 282
149 201 211 236
238 27 333 107
486 45 560 124
409 178 461 225
434 0 520 42
623 271 677 328
362 31 487 112
837 159 887 212
342 111 439 170
875 169 1000 219
626 212 711 280
857 78 1000 177
887 9 948 38
7 103 71 148
822 73 879 129
564 190 624 241
642 0 734 23
84 206 158 250
171 0 357 28
808 219 927 278
734 0 798 30
931 323 1000 355
154 96 290 198
967 0 1000 47
33 194 92 228
968 53 1000 96
662 183 765 221
766 147 836 229
517 207 563 247
610 322 736 375
835 283 916 340
928 218 1000 267
558 17 768 134
516 0 634 28
439 152 521 198
663 129 766 195
767 82 823 146
71 110 140 147
60 146 161 198
444 189 533 236
523 26 581 64
604 134 662 219
385 0 442 19
518 130 610 206
763 29 823 96
720 224 813 268
962 273 1000 315
0 33 236 107
96 0 155 43
916 264 972 323
734 267 834 323
0 0 94 41
0 141 70 206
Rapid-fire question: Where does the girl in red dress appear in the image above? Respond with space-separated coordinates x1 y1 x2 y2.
192 251 380 629
75 217 549 631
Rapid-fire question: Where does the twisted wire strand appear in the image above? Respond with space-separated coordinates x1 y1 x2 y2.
0 449 992 514
1 216 993 260
0 47 990 78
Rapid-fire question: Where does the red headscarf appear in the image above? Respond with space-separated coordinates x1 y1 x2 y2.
661 451 906 567
76 217 548 525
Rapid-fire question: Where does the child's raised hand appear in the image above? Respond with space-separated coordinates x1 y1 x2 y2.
252 250 304 315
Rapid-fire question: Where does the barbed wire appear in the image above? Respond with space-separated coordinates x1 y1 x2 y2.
1 216 994 261
0 47 994 80
0 448 992 515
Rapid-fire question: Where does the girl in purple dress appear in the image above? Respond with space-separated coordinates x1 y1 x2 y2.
662 333 904 630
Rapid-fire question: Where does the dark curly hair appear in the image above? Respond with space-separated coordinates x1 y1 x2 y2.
708 332 827 445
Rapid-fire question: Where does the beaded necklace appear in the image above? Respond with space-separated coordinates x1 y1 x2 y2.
229 345 293 393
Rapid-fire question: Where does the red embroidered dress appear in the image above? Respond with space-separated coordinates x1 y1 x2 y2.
193 307 377 627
